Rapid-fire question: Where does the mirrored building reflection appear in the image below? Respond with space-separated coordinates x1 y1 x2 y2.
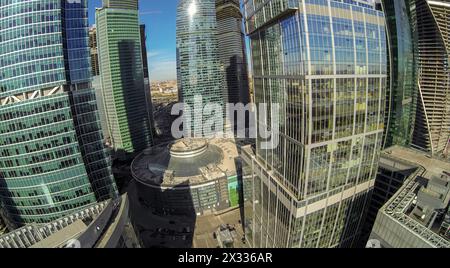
216 0 250 105
242 0 387 248
0 0 118 228
381 0 417 149
96 0 154 159
176 0 228 137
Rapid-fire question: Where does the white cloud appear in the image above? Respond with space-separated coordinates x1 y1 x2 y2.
147 50 162 58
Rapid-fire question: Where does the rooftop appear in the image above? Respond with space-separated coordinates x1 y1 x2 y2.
131 138 239 187
379 146 450 247
384 145 450 175
0 195 130 248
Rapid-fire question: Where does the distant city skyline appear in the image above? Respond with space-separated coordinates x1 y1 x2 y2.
88 0 253 82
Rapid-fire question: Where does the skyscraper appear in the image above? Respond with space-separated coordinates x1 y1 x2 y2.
0 0 118 227
139 24 155 135
382 0 417 149
362 0 450 246
96 0 154 157
89 26 109 140
89 26 100 77
176 0 227 137
242 0 387 247
409 0 450 157
216 0 250 105
369 146 450 248
140 25 150 80
360 145 417 246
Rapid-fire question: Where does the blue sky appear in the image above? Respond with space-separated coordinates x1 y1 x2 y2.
89 0 178 81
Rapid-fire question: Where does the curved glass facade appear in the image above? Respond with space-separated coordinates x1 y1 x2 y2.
216 0 250 105
0 0 117 227
382 0 417 149
243 0 387 247
176 0 227 137
410 0 450 156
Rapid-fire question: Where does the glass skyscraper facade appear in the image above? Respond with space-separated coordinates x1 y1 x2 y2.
242 0 387 247
177 0 227 137
216 0 250 105
381 0 417 149
409 0 450 156
96 0 153 156
140 24 150 80
0 0 118 227
89 26 100 77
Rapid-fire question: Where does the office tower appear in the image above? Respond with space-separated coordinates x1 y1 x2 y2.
360 146 418 245
242 0 387 248
410 0 450 156
89 26 108 140
0 195 141 248
369 147 450 248
140 25 150 80
381 0 417 149
89 27 108 140
92 76 110 141
139 24 155 135
216 0 250 105
103 0 138 9
89 26 100 77
177 0 227 137
0 0 118 227
96 0 154 157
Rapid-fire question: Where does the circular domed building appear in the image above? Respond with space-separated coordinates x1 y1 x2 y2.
131 138 240 217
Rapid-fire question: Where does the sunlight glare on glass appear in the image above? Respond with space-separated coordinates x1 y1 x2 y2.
188 1 197 17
